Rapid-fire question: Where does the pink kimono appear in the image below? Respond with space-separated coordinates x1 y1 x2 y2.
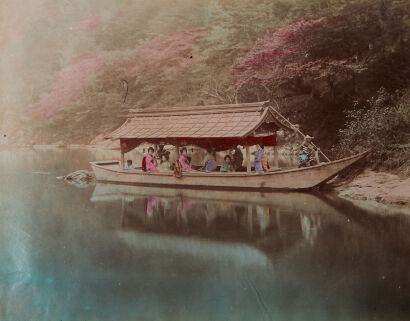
145 154 159 172
179 154 195 172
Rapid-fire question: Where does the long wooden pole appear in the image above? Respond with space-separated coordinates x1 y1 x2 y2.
270 101 331 162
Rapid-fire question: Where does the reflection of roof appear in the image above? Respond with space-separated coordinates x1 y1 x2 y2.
106 101 291 139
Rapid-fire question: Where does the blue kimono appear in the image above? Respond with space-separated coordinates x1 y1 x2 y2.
205 160 217 172
254 149 264 174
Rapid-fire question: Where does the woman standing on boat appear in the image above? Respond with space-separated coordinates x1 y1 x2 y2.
254 144 265 174
179 147 196 172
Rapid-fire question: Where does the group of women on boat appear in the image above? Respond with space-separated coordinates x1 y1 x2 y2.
201 147 242 173
123 135 319 174
123 144 271 174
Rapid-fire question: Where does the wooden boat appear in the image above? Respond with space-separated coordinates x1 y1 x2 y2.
90 151 367 190
91 101 368 191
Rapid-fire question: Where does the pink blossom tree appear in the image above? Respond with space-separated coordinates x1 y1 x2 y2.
232 17 361 97
129 29 204 80
29 54 105 119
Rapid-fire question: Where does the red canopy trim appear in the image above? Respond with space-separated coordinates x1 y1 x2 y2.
120 135 276 153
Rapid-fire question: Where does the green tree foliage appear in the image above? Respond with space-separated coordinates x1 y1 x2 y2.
333 88 410 175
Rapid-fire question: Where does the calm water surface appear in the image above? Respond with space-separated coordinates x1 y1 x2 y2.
1 148 409 321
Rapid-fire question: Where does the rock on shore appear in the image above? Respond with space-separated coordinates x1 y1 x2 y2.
336 170 410 207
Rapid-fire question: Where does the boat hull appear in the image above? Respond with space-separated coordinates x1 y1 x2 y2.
90 151 368 191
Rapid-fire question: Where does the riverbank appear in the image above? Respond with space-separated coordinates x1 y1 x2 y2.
335 169 410 208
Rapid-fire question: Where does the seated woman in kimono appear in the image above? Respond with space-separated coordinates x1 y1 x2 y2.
179 147 196 172
144 147 159 172
158 153 171 171
202 148 217 172
220 155 233 172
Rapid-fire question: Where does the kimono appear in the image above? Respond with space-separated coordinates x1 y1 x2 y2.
145 154 159 172
179 154 195 172
298 141 316 167
254 149 264 174
299 141 315 158
203 153 217 172
220 161 232 172
261 154 269 171
158 161 171 171
174 159 182 178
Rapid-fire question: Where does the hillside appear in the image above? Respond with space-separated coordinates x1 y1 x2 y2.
1 0 409 164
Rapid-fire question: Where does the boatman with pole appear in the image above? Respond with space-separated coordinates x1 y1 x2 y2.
298 135 320 167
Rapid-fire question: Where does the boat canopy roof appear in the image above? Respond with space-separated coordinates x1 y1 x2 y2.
106 101 294 152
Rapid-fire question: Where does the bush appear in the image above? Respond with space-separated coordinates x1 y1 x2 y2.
332 88 410 175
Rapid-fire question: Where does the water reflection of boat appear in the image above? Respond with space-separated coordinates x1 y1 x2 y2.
91 183 348 217
90 183 354 252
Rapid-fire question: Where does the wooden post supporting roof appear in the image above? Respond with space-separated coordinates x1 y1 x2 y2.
121 152 125 169
273 145 279 168
246 146 251 173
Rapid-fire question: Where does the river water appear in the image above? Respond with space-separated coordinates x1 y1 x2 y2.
1 148 409 321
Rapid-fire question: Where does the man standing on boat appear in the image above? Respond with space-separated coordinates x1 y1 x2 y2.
298 135 319 167
230 146 243 171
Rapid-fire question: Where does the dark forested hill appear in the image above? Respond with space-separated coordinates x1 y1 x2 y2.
1 0 409 159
